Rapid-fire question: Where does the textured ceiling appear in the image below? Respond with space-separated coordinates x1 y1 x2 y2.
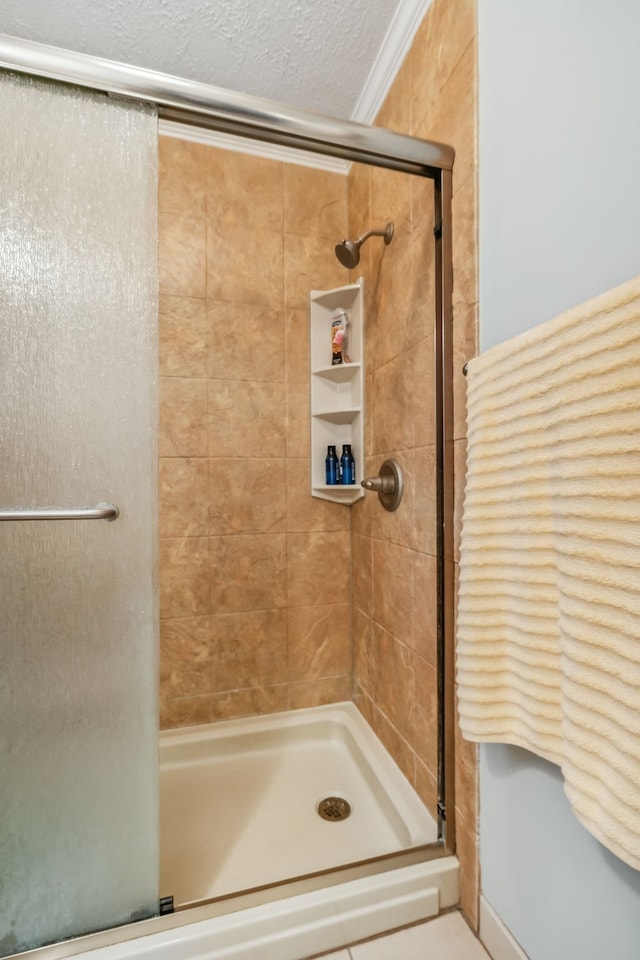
0 0 417 120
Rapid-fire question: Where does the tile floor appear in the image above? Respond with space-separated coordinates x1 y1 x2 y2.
313 912 490 959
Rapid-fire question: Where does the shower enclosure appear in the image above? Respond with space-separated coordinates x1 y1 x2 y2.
0 34 455 959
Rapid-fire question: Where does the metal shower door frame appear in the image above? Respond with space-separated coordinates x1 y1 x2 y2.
0 26 456 937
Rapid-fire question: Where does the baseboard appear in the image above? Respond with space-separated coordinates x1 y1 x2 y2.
480 896 530 960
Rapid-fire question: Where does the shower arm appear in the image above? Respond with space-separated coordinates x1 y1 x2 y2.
354 228 386 245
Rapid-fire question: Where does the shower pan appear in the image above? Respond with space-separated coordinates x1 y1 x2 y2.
160 704 438 905
0 32 455 960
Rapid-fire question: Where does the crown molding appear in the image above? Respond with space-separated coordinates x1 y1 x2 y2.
159 0 433 169
158 119 350 174
351 0 433 125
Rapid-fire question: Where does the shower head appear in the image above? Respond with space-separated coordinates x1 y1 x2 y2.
335 222 394 269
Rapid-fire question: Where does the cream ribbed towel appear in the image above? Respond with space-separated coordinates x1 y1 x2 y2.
457 275 640 870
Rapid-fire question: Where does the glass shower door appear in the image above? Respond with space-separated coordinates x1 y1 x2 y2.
0 73 159 955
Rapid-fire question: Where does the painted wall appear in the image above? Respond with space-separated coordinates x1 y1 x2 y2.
477 2 640 957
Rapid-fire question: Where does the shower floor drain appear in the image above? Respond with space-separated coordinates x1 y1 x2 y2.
317 796 351 822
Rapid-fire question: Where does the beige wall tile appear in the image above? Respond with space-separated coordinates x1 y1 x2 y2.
410 337 437 448
159 213 206 298
453 302 478 441
207 221 284 307
412 654 438 775
284 166 348 240
205 148 284 231
289 675 351 709
351 466 376 539
370 704 416 786
416 43 477 196
285 309 310 385
159 295 208 378
160 615 211 699
370 167 411 233
352 532 373 613
285 381 310 457
456 809 479 930
286 459 350 533
455 721 478 827
353 682 376 727
411 175 435 231
208 458 287 535
370 356 415 454
412 552 438 666
209 533 287 614
210 684 289 722
371 227 435 364
408 445 437 557
207 300 285 382
410 0 476 134
160 694 212 730
208 379 286 458
159 136 206 218
371 538 415 643
287 531 351 607
284 232 347 309
353 608 376 693
364 384 375 460
159 377 208 457
376 53 412 135
210 609 288 691
415 756 439 820
288 603 351 680
347 163 370 240
372 625 415 743
159 536 210 619
452 174 478 309
159 457 210 538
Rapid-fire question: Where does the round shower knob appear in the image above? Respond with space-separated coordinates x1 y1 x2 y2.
361 459 403 511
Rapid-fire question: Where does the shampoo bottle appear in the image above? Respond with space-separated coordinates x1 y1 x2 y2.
325 445 339 485
340 444 355 485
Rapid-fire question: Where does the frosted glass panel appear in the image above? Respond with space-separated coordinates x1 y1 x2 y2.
0 74 159 955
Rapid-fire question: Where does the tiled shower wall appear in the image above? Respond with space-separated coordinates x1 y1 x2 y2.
349 0 479 927
158 140 354 727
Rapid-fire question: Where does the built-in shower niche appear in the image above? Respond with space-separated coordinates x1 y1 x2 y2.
310 280 364 504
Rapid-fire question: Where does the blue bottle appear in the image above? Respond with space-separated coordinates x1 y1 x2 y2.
340 444 355 485
325 445 339 485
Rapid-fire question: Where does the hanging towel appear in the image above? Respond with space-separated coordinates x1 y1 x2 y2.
457 274 640 870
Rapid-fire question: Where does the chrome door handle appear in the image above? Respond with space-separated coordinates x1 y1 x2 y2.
0 503 119 521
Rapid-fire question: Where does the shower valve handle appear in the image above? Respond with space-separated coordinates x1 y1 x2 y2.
360 459 404 512
361 475 395 494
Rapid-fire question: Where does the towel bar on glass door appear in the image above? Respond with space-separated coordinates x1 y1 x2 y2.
0 503 119 521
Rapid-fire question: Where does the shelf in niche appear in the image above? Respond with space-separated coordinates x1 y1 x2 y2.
312 408 361 425
312 362 362 381
314 483 359 490
311 483 362 505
